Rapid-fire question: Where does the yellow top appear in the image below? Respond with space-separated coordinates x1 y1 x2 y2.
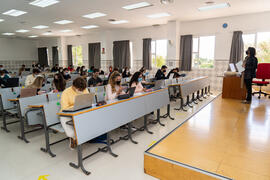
60 86 89 111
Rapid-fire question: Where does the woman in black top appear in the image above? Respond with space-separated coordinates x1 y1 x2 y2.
122 67 131 78
243 47 258 104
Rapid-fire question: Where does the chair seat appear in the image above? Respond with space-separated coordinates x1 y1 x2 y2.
252 81 269 85
50 124 65 133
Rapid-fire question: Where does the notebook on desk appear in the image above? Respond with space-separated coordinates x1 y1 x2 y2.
62 93 95 112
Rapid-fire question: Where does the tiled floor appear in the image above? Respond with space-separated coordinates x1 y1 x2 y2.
0 93 218 180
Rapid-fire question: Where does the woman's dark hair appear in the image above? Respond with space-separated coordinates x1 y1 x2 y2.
33 68 40 74
90 66 95 71
73 77 87 91
76 67 80 72
53 73 66 92
129 71 141 87
248 47 256 57
93 68 99 73
139 67 145 73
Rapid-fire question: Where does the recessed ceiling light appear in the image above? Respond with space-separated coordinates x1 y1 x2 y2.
83 12 107 19
29 0 60 8
0 19 4 22
2 9 27 17
42 32 53 35
60 29 72 33
109 20 129 24
33 25 49 29
16 29 30 33
122 2 152 10
54 20 73 25
2 33 15 36
29 35 38 38
147 13 170 18
81 25 99 29
198 3 230 11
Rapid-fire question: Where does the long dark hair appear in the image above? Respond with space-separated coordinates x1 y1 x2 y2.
53 73 66 92
129 71 141 87
248 47 256 57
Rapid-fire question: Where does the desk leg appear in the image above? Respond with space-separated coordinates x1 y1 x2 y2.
143 115 153 134
186 96 193 108
203 88 207 99
69 145 91 175
157 109 165 126
161 104 175 120
1 109 9 132
208 85 213 95
175 98 187 111
17 103 29 143
127 123 138 144
192 93 198 104
197 91 203 101
106 132 118 157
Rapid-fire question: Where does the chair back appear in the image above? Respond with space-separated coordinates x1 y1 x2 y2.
256 63 270 79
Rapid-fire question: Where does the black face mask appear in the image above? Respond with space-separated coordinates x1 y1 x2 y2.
116 81 121 85
163 70 166 73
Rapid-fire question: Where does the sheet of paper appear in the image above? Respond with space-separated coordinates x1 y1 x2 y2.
229 63 236 72
236 61 245 73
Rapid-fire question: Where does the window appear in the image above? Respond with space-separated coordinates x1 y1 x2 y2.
151 39 167 68
72 46 83 66
192 36 215 69
130 42 133 69
242 32 270 63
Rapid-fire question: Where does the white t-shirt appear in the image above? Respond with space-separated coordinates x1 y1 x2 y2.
106 84 124 100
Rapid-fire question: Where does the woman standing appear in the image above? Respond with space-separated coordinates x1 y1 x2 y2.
243 47 258 104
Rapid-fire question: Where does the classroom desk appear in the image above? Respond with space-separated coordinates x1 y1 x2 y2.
58 88 170 175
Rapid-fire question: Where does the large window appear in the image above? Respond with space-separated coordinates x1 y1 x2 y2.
72 46 83 66
151 40 167 68
192 36 215 69
243 32 270 63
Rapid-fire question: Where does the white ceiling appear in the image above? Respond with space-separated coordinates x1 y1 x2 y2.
0 0 270 38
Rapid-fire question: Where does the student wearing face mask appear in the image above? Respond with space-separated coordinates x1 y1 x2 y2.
106 71 125 100
122 67 131 78
129 72 146 93
25 68 40 87
155 65 168 80
0 70 10 87
60 77 89 149
62 68 71 81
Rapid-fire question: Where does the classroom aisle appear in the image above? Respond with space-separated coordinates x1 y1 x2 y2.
145 95 270 180
0 93 218 180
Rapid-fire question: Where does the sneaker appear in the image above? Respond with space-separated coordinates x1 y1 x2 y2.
69 138 77 150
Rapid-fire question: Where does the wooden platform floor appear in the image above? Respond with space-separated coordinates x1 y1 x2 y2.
145 96 270 180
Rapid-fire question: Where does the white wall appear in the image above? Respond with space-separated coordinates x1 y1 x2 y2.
0 37 38 61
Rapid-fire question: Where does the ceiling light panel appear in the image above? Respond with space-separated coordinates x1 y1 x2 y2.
147 13 170 18
110 20 129 24
60 29 72 33
32 25 49 29
29 0 60 8
54 20 73 24
83 12 107 19
81 25 99 29
198 3 230 11
2 33 15 36
0 19 4 22
16 29 30 33
2 9 27 17
42 32 53 35
122 2 152 10
29 35 38 38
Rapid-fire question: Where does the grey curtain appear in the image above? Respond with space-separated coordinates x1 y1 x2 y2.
38 47 48 66
229 31 244 65
143 38 152 70
52 46 59 66
67 45 73 66
113 40 130 69
88 43 101 68
180 35 193 71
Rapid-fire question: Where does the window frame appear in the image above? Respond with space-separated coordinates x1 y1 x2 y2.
192 35 216 69
151 39 168 69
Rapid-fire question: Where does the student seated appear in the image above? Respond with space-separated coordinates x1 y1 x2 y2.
25 68 40 87
52 73 66 93
62 68 71 81
27 76 45 95
122 67 131 78
106 71 125 100
51 64 59 72
129 72 146 93
68 65 74 72
60 77 89 149
88 68 103 87
167 68 186 79
18 64 26 76
0 65 9 74
0 70 10 87
155 65 168 80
